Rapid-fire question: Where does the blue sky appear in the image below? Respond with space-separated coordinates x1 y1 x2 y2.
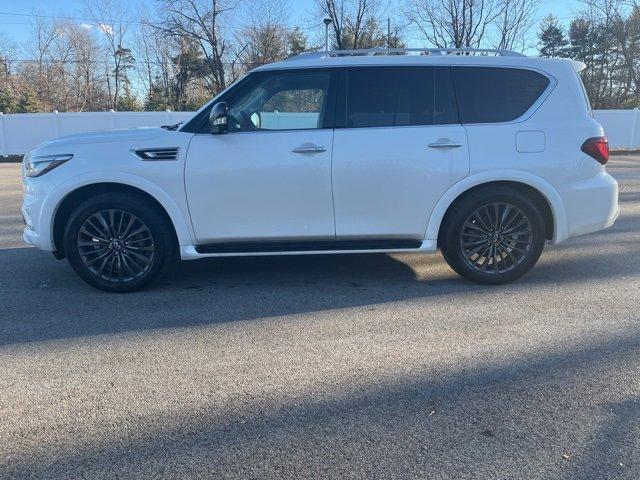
0 0 580 49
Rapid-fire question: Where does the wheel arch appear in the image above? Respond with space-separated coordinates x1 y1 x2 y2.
426 172 568 246
51 180 191 258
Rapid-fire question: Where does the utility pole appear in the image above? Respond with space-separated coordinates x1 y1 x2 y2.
324 18 333 52
387 18 391 48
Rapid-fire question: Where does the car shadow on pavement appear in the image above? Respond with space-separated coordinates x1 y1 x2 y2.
2 320 639 479
0 248 461 346
0 240 639 348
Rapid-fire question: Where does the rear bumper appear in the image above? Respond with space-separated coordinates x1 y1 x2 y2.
557 171 619 241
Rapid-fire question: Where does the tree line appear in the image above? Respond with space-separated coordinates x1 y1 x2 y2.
0 0 638 113
538 0 640 108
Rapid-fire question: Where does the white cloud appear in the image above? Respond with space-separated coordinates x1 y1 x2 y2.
79 23 93 30
97 23 114 35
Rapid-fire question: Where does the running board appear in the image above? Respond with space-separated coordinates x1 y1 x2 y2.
180 239 437 260
194 239 422 254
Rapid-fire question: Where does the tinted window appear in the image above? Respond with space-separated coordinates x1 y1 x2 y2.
346 68 458 128
227 72 330 131
452 67 550 124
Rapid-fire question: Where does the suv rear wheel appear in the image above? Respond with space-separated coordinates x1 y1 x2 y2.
63 193 174 292
440 186 546 284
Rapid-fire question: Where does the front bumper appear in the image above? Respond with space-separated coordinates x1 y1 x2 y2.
21 175 57 251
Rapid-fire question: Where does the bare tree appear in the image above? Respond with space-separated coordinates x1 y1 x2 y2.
65 23 105 111
0 34 18 77
493 0 544 51
84 0 134 110
29 16 60 102
153 0 243 95
404 0 500 48
238 0 290 70
315 0 387 49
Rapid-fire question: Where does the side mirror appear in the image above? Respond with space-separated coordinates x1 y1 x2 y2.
209 102 229 134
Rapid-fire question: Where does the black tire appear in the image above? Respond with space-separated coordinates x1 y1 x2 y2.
63 192 175 292
439 186 546 285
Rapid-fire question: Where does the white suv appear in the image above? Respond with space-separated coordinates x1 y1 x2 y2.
22 48 619 292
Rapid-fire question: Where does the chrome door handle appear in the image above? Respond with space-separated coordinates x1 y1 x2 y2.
428 141 463 149
292 143 327 154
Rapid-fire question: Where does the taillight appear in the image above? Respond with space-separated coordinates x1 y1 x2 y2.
581 137 609 165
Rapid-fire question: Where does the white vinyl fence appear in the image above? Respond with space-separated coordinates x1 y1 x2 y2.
593 110 640 149
0 109 639 156
0 111 193 156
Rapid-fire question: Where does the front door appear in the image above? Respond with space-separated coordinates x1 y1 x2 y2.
332 67 470 240
185 70 336 243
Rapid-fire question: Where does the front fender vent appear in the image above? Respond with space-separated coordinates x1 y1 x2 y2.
134 148 179 161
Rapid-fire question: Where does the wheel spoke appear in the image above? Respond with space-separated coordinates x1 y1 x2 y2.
85 248 114 267
120 215 136 239
500 242 520 265
492 203 501 230
503 237 531 245
476 209 493 232
501 210 522 232
498 204 511 230
503 243 529 255
86 218 108 239
503 218 528 235
461 238 487 248
465 242 490 259
480 244 493 271
95 251 115 274
95 212 112 238
127 245 154 252
116 211 126 237
124 226 149 242
78 240 108 248
127 249 153 264
463 221 489 235
123 251 145 273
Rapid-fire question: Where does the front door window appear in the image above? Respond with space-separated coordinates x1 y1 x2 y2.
227 72 331 132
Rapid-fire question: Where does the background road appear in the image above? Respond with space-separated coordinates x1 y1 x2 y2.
1 158 639 479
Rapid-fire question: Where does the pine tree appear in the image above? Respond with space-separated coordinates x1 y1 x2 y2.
287 26 308 57
144 81 171 111
116 80 142 111
539 15 568 58
16 85 42 113
0 87 17 113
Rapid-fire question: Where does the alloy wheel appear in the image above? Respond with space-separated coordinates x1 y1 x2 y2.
459 202 534 274
77 209 155 283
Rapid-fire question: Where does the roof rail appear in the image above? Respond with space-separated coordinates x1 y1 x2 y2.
288 47 526 60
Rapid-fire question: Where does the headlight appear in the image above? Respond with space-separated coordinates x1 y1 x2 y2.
24 153 73 178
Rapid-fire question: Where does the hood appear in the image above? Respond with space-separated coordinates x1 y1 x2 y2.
38 127 168 149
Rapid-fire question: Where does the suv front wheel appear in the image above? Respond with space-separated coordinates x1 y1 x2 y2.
63 193 174 292
440 186 546 284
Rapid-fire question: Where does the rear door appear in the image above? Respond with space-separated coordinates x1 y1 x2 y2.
331 67 469 240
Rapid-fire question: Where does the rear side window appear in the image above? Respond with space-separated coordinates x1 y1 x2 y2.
346 67 458 128
452 67 550 124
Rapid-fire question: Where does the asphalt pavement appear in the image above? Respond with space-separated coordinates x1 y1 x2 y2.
0 158 639 479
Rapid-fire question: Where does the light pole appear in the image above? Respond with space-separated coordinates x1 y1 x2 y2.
323 18 333 52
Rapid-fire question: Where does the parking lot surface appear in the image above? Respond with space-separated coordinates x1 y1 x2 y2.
1 157 639 479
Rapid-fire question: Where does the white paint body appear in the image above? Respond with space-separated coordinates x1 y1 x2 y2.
22 54 619 260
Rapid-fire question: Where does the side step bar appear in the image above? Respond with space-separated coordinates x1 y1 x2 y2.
194 239 422 254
